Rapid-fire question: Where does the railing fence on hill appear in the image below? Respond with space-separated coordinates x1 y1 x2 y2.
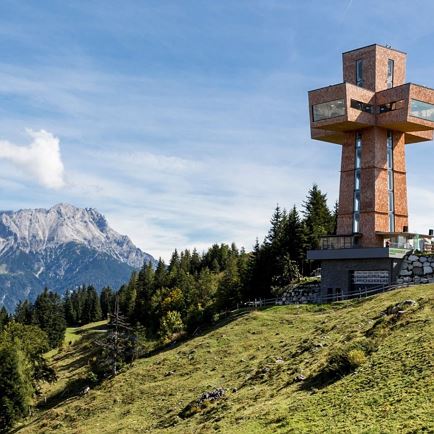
240 282 413 309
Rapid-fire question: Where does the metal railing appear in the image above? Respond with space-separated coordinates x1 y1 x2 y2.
242 282 413 308
319 235 358 250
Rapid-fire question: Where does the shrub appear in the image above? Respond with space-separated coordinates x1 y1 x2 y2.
160 311 184 343
303 338 375 389
347 349 367 368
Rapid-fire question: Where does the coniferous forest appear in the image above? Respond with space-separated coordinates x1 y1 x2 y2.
0 184 335 432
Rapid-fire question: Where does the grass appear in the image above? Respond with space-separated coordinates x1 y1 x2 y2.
44 320 108 359
17 286 434 433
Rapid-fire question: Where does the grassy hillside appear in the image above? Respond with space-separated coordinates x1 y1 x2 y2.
17 285 433 433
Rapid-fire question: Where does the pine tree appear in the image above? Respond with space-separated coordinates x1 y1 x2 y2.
133 262 155 328
168 249 180 274
0 345 33 431
332 200 339 234
153 259 168 290
100 287 114 319
282 206 305 268
179 250 191 273
119 273 137 319
265 205 284 246
215 255 241 311
0 307 9 331
82 286 102 324
63 292 77 326
190 248 201 275
14 300 33 325
32 289 66 349
302 184 334 250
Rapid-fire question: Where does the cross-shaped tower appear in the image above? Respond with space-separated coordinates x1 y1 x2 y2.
307 44 434 297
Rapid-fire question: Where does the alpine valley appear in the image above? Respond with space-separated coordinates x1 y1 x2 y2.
0 203 156 311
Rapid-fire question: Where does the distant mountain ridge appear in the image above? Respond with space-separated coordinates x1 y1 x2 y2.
0 203 156 311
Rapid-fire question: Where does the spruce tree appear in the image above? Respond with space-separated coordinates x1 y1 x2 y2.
63 292 77 326
82 286 102 324
190 248 201 275
332 200 339 234
119 273 137 319
215 255 241 311
302 183 334 250
282 206 305 269
14 300 33 325
100 287 114 319
0 307 9 331
153 259 168 290
32 289 66 349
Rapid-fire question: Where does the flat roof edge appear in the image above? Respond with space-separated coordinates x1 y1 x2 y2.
307 247 409 260
342 43 407 56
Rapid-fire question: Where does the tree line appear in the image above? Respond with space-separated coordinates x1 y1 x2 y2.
113 183 336 341
2 183 335 344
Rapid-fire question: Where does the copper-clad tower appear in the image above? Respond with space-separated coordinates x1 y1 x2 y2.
307 44 434 296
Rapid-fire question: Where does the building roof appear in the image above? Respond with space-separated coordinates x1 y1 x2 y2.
342 43 407 56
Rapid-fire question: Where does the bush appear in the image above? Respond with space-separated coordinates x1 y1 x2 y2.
326 340 371 377
347 349 367 367
303 338 375 389
160 311 184 343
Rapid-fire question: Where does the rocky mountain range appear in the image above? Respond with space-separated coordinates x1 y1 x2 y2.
0 203 156 311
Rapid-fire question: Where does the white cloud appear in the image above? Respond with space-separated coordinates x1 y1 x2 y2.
0 129 65 189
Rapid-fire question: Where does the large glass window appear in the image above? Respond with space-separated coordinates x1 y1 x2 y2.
312 99 345 122
356 59 363 87
353 132 362 233
387 59 394 89
387 131 395 232
410 99 434 122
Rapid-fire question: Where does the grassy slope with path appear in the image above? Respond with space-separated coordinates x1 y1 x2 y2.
18 285 433 433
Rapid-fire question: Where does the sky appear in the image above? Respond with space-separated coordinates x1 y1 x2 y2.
1 0 434 260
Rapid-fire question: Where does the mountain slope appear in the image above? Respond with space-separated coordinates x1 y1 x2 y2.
19 285 434 433
0 204 156 311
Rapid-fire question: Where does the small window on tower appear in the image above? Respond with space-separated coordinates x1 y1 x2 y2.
387 59 394 89
356 59 363 87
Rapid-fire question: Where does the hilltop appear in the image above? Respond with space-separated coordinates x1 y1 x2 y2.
18 285 433 433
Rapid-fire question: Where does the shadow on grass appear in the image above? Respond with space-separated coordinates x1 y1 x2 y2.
56 332 102 374
37 377 90 411
11 378 91 433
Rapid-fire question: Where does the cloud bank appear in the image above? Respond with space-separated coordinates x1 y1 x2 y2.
0 129 65 189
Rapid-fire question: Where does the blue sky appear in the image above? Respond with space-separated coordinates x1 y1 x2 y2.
1 0 434 260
